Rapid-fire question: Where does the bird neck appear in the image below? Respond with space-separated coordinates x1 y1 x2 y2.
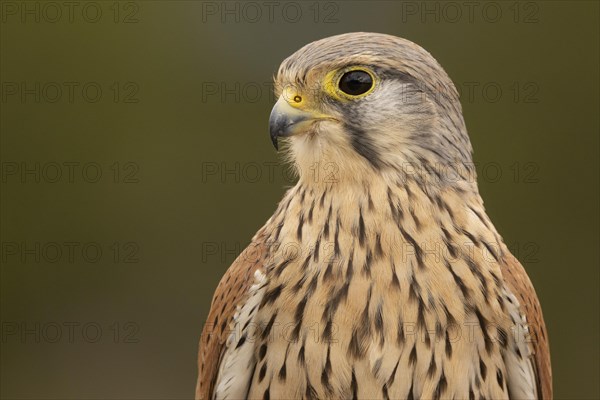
289 143 480 196
261 171 501 276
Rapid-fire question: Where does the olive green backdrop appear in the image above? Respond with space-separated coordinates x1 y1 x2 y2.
1 1 598 399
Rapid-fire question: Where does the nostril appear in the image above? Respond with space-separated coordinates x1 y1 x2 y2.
293 95 302 103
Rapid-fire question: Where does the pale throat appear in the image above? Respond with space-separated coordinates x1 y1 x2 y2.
288 127 478 194
263 146 493 275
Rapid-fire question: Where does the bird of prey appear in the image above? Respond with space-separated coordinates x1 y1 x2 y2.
196 32 551 400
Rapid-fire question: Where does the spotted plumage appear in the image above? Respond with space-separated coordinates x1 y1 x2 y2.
196 32 551 400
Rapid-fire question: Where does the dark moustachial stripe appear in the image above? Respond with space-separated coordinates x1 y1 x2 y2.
345 123 382 169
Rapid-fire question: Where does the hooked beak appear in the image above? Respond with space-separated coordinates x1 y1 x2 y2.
269 96 325 150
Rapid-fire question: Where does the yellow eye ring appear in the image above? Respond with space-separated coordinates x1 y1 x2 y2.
324 67 377 101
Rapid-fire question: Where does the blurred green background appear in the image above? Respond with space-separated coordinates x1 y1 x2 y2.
1 1 598 399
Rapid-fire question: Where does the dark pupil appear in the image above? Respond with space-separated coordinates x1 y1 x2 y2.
339 70 373 95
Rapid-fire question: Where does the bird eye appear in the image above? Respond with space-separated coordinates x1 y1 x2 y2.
338 70 374 96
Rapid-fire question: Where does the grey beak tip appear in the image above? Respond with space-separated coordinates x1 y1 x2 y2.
269 120 280 150
271 133 279 150
269 97 309 152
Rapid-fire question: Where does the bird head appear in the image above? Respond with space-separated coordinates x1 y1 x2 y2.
270 32 476 189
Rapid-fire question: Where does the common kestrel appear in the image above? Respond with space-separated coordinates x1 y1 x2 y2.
196 32 551 400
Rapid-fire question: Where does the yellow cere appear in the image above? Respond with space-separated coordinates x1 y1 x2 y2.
282 85 305 109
